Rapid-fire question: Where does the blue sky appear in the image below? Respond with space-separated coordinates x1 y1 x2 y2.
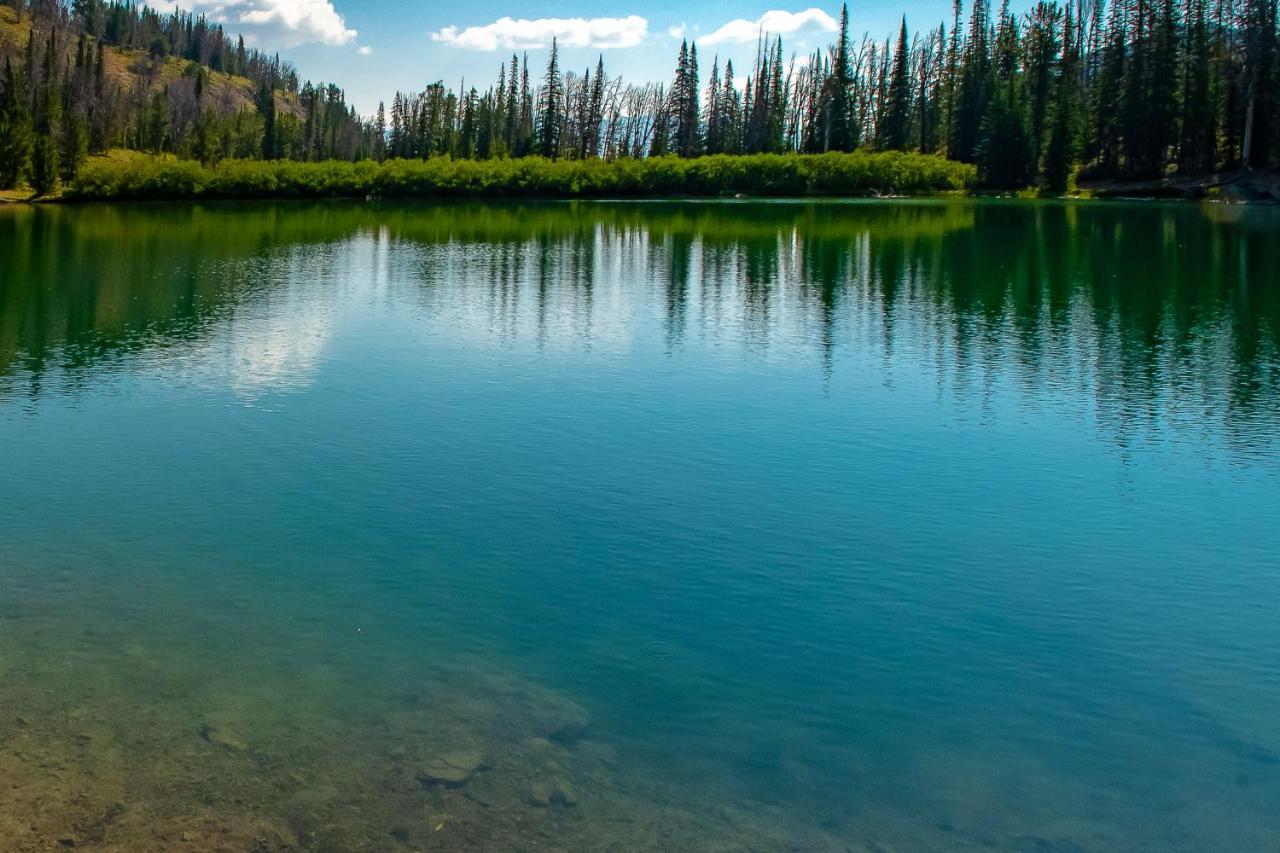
153 1 975 114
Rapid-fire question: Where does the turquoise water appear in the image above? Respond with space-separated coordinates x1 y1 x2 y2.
1 200 1278 851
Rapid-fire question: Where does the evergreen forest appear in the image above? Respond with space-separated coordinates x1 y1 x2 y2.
1 0 1277 195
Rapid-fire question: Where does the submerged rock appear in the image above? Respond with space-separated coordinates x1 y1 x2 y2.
417 749 484 788
526 696 591 744
523 736 554 753
528 778 578 808
574 739 618 768
528 781 554 808
287 785 339 811
198 723 247 753
553 780 579 806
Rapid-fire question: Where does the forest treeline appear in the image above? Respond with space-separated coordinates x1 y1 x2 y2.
1 0 1278 196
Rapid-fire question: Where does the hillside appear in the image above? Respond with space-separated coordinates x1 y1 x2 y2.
0 5 299 120
1 1 372 195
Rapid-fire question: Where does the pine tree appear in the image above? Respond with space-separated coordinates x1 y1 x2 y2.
504 54 519 153
494 61 507 141
89 41 106 152
1024 2 1063 166
649 82 670 156
1179 0 1216 170
684 43 702 156
538 38 561 158
1042 6 1081 191
389 92 405 157
144 89 168 153
257 81 276 159
59 60 88 185
374 101 387 162
518 54 533 156
1122 0 1156 175
458 87 477 158
1147 0 1182 172
31 30 62 195
1241 0 1277 166
822 3 857 151
0 55 35 189
950 0 993 161
1091 0 1126 173
721 60 740 153
976 1 1034 187
586 55 605 158
705 56 724 154
767 38 786 151
670 40 702 157
943 0 964 153
883 17 914 149
923 26 947 152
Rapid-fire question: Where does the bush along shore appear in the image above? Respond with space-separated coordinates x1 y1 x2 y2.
60 152 976 202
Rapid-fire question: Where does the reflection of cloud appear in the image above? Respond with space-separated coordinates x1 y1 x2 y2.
431 15 648 51
222 308 333 396
185 239 387 399
703 8 837 45
145 0 357 47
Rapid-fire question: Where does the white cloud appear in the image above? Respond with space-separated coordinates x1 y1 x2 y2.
357 45 372 55
145 0 357 48
667 23 687 40
702 8 837 46
431 15 648 51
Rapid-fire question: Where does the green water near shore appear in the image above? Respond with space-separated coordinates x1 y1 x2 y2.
1 199 1278 851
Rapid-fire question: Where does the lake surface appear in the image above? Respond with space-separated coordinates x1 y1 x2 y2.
1 199 1278 851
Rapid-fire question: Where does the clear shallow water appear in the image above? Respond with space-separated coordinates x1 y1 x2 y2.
1 199 1278 851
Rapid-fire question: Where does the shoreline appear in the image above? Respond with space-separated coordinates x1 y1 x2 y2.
5 183 1276 206
6 192 1275 206
5 188 1277 205
1080 170 1280 202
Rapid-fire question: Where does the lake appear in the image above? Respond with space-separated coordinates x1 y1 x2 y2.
1 199 1278 851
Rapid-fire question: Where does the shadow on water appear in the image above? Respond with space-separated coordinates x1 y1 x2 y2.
1 199 1279 851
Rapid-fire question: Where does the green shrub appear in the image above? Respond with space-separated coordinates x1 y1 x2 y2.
66 152 977 201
